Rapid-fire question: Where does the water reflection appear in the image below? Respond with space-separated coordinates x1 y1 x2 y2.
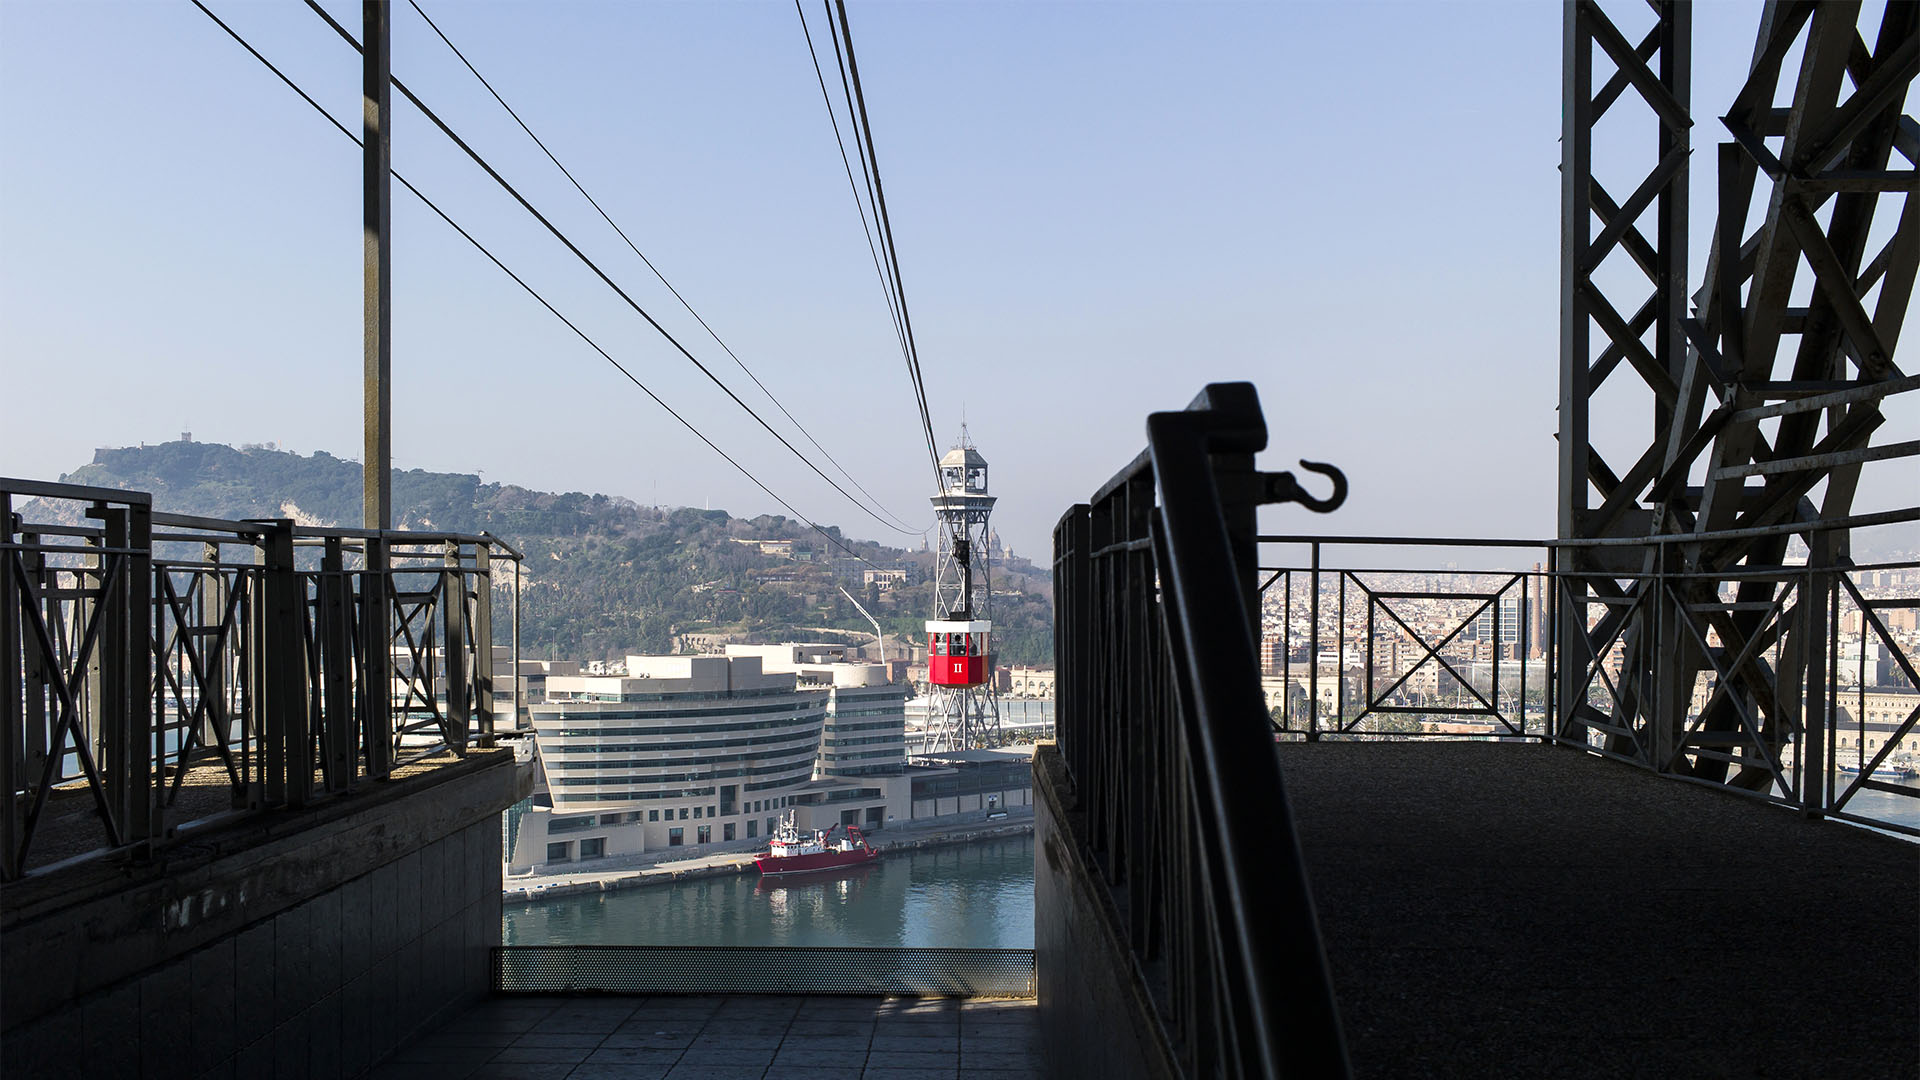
505 834 1035 948
754 863 875 897
1836 777 1920 837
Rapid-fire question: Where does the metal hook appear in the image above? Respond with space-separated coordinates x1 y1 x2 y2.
1263 460 1347 514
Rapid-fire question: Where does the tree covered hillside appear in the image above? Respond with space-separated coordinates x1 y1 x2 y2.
60 441 1055 664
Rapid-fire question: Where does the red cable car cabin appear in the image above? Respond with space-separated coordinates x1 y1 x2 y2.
926 619 990 687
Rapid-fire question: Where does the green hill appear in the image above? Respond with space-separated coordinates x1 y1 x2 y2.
58 440 1054 665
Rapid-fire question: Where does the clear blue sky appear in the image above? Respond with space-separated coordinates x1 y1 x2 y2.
1 1 1910 560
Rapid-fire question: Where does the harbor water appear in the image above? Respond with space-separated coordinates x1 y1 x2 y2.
1836 776 1920 835
504 832 1036 948
500 778 1914 952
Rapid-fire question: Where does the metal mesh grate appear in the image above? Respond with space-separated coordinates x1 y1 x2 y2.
493 946 1035 997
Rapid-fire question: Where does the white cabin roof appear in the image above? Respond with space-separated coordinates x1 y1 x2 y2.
925 619 991 634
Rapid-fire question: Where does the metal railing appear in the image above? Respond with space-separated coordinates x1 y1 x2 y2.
1260 536 1553 740
1258 535 1919 836
2 478 523 879
1054 384 1350 1079
494 945 1036 997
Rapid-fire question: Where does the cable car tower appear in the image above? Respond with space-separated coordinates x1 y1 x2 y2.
923 427 1001 753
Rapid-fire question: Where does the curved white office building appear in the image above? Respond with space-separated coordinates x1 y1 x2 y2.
724 643 908 778
527 655 826 854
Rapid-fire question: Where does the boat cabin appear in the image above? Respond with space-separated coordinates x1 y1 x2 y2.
765 811 870 858
926 619 990 687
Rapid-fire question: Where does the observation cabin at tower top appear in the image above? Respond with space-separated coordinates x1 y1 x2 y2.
931 431 994 534
936 436 991 500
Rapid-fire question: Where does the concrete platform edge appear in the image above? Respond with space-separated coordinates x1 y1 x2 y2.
1033 744 1179 1080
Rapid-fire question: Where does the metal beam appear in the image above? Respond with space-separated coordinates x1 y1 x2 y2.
362 0 391 531
1559 0 1690 746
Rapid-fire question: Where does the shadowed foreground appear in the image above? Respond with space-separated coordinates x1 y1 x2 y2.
1277 742 1917 1079
380 993 1040 1079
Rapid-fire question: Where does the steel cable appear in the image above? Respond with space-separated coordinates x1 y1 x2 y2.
188 0 893 573
406 0 927 536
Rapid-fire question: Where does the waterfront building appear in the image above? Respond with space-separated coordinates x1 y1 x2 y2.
1007 666 1055 698
511 655 827 872
907 745 1036 818
507 651 925 874
724 643 910 778
1820 688 1919 763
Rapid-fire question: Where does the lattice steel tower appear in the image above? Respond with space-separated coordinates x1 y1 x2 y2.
923 428 1002 752
1559 1 1918 796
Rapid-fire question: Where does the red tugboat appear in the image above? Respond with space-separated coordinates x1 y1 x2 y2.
754 811 880 876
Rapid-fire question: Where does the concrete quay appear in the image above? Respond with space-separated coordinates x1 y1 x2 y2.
504 808 1034 902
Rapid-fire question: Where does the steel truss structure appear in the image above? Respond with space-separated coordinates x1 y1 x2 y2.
1559 0 1918 799
924 430 1002 753
1 478 522 880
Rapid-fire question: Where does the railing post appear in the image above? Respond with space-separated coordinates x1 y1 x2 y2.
473 543 495 748
1488 579 1502 724
2 494 21 875
258 519 307 808
96 507 132 847
1364 576 1375 724
1546 545 1559 744
20 530 48 806
1518 570 1529 735
125 501 154 851
1309 540 1321 741
320 537 355 792
1336 569 1347 728
443 539 469 753
1054 504 1090 785
1649 544 1673 771
1555 553 1590 745
1801 540 1830 818
1282 569 1293 731
1120 468 1153 930
1145 394 1349 1077
81 512 106 792
511 558 523 732
1213 445 1261 638
362 534 392 779
1085 492 1114 870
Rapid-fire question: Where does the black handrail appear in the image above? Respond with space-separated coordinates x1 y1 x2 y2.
2 479 523 880
1054 383 1349 1078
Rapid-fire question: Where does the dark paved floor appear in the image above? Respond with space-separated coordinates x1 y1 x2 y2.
1276 742 1919 1080
378 994 1041 1080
